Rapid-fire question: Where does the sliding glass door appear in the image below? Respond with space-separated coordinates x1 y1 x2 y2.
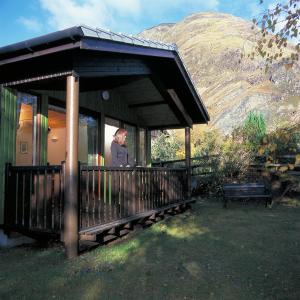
47 104 66 165
47 103 99 165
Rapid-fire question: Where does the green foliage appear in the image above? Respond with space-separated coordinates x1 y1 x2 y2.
243 111 267 150
192 130 253 195
258 123 300 160
151 130 183 161
193 129 222 157
220 137 253 181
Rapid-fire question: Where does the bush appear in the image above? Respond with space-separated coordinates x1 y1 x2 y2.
151 130 183 162
258 124 300 161
192 133 253 196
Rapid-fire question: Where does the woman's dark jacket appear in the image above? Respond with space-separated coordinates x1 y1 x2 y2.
111 142 134 167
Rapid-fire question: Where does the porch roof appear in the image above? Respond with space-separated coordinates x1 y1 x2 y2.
0 25 209 127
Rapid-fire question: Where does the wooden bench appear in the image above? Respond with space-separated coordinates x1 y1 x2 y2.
223 183 271 208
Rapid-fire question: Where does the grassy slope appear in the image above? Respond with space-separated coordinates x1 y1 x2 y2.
0 200 300 300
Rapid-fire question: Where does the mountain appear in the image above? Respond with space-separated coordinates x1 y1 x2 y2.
139 12 300 134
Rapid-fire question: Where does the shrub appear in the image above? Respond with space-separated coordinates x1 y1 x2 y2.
242 111 267 151
151 130 183 161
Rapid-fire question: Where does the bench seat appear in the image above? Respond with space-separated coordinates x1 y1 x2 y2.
223 183 271 208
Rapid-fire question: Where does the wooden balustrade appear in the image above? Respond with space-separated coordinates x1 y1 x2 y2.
4 163 63 234
4 164 188 235
79 166 187 230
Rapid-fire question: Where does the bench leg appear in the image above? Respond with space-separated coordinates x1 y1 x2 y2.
223 197 227 208
265 197 272 207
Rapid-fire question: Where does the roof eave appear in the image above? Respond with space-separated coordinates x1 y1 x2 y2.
0 26 84 58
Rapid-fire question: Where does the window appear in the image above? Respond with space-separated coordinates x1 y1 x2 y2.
104 117 120 166
124 123 136 165
16 93 37 165
79 114 98 165
47 105 66 165
47 104 99 165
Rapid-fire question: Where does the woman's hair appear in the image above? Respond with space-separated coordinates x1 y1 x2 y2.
113 128 128 145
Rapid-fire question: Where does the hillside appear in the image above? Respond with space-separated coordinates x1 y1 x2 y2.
139 12 300 134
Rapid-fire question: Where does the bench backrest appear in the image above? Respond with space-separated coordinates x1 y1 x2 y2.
223 183 266 196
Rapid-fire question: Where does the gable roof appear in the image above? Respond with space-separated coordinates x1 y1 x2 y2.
0 25 209 124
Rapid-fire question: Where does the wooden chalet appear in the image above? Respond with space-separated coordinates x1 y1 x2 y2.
0 26 209 257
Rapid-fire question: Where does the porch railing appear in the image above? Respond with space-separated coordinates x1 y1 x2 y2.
4 164 64 234
80 166 187 230
5 163 188 235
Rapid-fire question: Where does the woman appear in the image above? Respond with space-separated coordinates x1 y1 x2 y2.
111 128 134 167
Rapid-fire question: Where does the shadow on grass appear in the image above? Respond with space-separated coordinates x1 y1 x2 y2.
1 200 300 300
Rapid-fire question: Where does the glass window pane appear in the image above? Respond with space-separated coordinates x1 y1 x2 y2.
105 118 120 166
47 105 66 165
16 93 37 166
124 123 136 164
79 114 98 165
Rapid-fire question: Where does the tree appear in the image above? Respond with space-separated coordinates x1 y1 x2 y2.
151 130 183 161
250 0 300 68
243 111 267 150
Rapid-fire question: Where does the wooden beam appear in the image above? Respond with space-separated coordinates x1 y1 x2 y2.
74 57 151 77
167 89 193 127
149 74 193 127
128 100 165 109
64 74 79 258
0 42 80 66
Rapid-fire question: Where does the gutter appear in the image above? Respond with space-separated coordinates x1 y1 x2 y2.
0 27 84 57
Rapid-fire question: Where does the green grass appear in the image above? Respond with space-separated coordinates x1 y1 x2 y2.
1 199 300 300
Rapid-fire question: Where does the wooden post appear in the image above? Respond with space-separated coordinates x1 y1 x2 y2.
136 126 140 165
145 129 152 167
64 74 79 258
99 112 105 166
4 163 12 227
185 127 191 198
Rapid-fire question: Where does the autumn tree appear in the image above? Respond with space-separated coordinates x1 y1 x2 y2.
250 0 300 67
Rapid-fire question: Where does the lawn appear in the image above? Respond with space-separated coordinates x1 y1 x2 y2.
0 198 299 300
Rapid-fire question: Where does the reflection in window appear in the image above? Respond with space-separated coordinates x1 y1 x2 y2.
16 93 37 166
105 117 120 166
124 123 136 165
79 114 98 165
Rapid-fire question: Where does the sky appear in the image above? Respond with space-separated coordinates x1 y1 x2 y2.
0 0 275 47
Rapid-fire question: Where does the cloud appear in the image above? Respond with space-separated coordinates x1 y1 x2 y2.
38 0 219 33
18 17 43 32
39 0 141 30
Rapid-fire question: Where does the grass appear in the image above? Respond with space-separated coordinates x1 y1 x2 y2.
1 198 300 300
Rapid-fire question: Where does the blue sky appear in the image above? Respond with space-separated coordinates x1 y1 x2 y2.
0 0 275 47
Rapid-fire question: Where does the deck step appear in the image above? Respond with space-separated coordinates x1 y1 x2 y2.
79 240 100 252
79 199 195 242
